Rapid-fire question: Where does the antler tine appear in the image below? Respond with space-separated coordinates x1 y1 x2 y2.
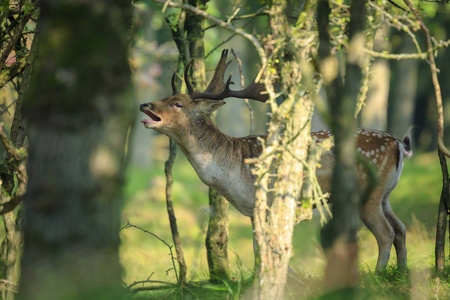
184 59 196 96
204 49 231 93
171 72 179 95
187 49 269 103
192 75 268 103
229 79 269 103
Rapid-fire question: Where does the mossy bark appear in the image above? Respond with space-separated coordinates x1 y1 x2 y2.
205 188 230 281
166 9 188 286
252 1 315 299
0 15 39 300
185 0 230 281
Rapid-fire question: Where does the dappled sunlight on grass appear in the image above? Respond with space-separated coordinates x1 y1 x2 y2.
121 151 446 297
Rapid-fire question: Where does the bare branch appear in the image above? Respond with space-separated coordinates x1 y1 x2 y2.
149 0 267 69
126 279 178 289
121 221 179 282
231 49 254 134
0 101 18 116
0 57 27 90
369 1 423 54
203 10 267 31
0 14 31 73
365 38 450 60
402 0 450 157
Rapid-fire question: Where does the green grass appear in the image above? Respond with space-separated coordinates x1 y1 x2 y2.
120 151 449 299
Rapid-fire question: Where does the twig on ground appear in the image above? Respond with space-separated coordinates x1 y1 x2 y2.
121 221 179 282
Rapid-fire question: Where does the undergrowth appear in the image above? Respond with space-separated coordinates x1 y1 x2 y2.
130 266 450 299
123 152 449 299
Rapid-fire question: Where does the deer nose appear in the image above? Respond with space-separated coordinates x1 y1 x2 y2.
140 102 153 111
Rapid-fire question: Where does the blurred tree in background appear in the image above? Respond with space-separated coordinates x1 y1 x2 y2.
16 0 133 299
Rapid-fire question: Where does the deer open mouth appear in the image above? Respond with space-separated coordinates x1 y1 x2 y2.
141 110 161 127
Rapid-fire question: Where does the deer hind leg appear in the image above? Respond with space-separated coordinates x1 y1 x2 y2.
382 196 407 269
361 204 395 273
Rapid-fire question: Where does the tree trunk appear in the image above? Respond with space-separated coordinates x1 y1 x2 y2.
18 1 133 299
205 188 230 281
185 0 231 281
436 149 450 272
318 0 367 295
0 20 39 300
164 139 188 284
252 1 315 299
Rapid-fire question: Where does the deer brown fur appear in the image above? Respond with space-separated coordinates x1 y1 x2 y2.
140 49 411 272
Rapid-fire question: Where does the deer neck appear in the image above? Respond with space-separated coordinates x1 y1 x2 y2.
171 115 263 216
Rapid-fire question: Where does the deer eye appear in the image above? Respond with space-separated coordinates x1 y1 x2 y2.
174 103 183 108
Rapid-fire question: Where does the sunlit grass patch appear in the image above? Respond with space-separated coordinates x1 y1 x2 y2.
122 151 447 298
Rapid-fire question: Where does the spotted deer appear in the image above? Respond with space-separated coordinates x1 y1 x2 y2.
140 50 412 272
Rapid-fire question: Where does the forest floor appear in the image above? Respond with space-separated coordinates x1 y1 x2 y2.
120 151 450 299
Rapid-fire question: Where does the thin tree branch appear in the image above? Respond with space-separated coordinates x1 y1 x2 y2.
164 138 186 284
365 38 450 60
121 221 179 282
203 10 267 31
231 49 254 134
402 0 450 157
0 101 18 116
0 14 31 73
164 12 188 284
126 279 178 289
205 8 265 59
129 284 177 293
369 1 423 55
0 57 27 90
149 0 267 69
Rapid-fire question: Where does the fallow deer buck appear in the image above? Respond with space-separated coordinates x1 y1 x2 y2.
140 49 412 272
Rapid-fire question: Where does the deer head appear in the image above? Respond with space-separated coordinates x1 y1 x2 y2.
140 49 268 138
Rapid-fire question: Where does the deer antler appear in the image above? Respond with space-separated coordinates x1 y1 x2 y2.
192 76 268 103
203 49 232 93
171 73 179 95
184 49 268 103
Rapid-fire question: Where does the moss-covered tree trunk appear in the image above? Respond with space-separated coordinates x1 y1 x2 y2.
165 9 189 285
17 1 133 299
252 1 315 299
185 0 230 281
0 12 38 300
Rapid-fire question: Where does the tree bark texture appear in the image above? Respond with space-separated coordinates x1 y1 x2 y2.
0 20 39 300
319 0 367 294
164 11 189 285
18 1 133 299
205 188 230 281
184 0 231 280
252 1 315 299
164 138 187 284
436 148 450 272
185 0 208 89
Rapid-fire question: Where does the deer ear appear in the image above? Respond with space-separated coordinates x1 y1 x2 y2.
196 100 226 115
